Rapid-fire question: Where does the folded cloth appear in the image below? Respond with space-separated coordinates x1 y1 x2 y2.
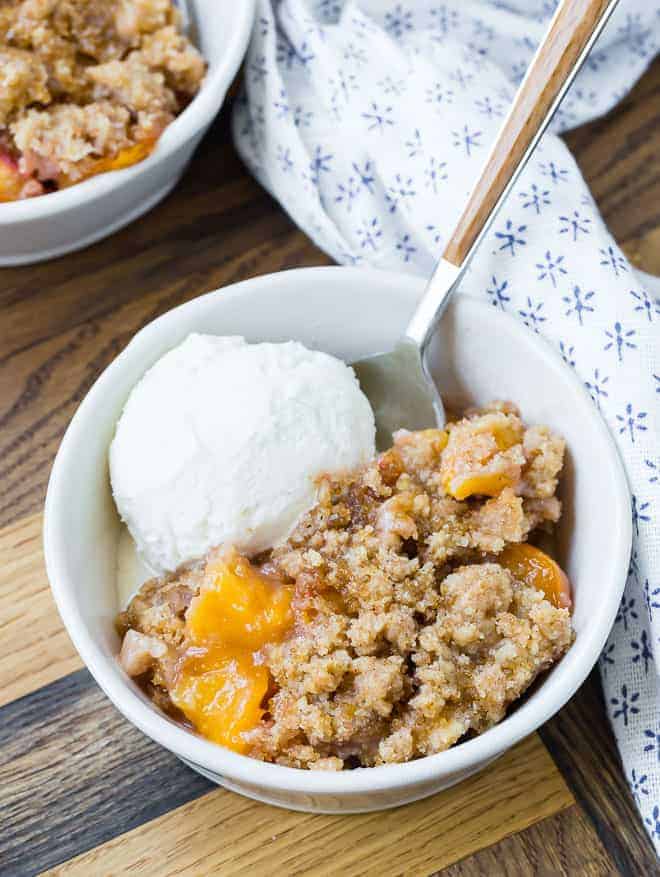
233 0 660 850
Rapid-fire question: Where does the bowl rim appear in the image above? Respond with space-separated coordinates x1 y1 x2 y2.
0 0 256 223
44 265 631 796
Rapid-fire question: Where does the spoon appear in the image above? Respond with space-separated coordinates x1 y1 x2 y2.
353 0 619 449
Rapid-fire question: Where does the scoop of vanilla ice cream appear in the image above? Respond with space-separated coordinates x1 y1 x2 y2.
109 334 375 573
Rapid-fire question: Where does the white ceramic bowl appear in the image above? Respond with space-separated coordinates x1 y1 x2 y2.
44 267 631 813
0 0 255 266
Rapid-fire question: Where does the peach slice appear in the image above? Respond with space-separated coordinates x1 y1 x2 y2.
492 421 523 451
0 141 156 202
171 550 293 753
172 646 270 752
58 140 156 189
450 472 515 501
498 543 572 610
0 151 24 202
186 550 293 650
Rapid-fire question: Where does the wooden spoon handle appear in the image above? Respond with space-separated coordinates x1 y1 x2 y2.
442 0 615 268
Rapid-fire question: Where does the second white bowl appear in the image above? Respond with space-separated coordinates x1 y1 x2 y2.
44 267 631 812
0 0 255 266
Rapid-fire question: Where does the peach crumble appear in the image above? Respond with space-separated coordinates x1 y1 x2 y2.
117 403 573 770
0 0 205 200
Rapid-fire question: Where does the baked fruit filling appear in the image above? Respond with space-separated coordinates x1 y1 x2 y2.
0 0 205 200
118 403 573 770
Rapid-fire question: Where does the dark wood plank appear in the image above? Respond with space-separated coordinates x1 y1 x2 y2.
0 669 212 877
563 56 660 273
540 669 657 874
441 805 615 876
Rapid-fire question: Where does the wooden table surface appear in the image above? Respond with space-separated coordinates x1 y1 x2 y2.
2 58 659 875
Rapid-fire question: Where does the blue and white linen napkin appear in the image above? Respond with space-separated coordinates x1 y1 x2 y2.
233 0 660 850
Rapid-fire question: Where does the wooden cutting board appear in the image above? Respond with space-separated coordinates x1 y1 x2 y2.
1 512 574 876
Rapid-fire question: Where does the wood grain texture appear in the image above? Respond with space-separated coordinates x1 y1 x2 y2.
563 56 660 272
44 735 571 877
443 0 612 266
0 669 213 877
443 805 614 877
0 513 81 706
540 669 658 875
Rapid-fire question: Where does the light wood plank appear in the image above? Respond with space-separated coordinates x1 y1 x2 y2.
0 513 81 706
45 734 573 877
442 804 613 877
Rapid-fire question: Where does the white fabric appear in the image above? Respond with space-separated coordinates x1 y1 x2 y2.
233 0 660 850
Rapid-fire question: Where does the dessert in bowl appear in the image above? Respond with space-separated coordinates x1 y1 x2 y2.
44 267 631 811
0 0 255 265
1 0 206 201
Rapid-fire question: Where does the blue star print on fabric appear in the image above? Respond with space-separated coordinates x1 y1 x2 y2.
494 220 527 256
563 285 596 325
585 368 609 409
424 157 448 193
362 102 395 132
520 183 551 214
559 210 592 240
645 807 660 842
644 580 660 618
644 728 660 762
539 161 569 184
601 640 616 677
486 276 510 310
536 251 567 287
386 174 416 213
630 289 660 322
632 495 651 537
518 297 546 332
599 244 628 276
630 769 649 805
452 125 482 155
604 322 637 362
631 630 653 675
385 4 414 39
356 217 383 251
306 146 333 185
610 684 640 726
616 403 648 445
558 341 576 368
426 83 455 110
396 234 417 262
616 595 639 631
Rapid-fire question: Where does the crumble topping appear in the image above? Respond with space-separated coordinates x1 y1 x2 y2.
118 403 573 769
0 0 205 198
